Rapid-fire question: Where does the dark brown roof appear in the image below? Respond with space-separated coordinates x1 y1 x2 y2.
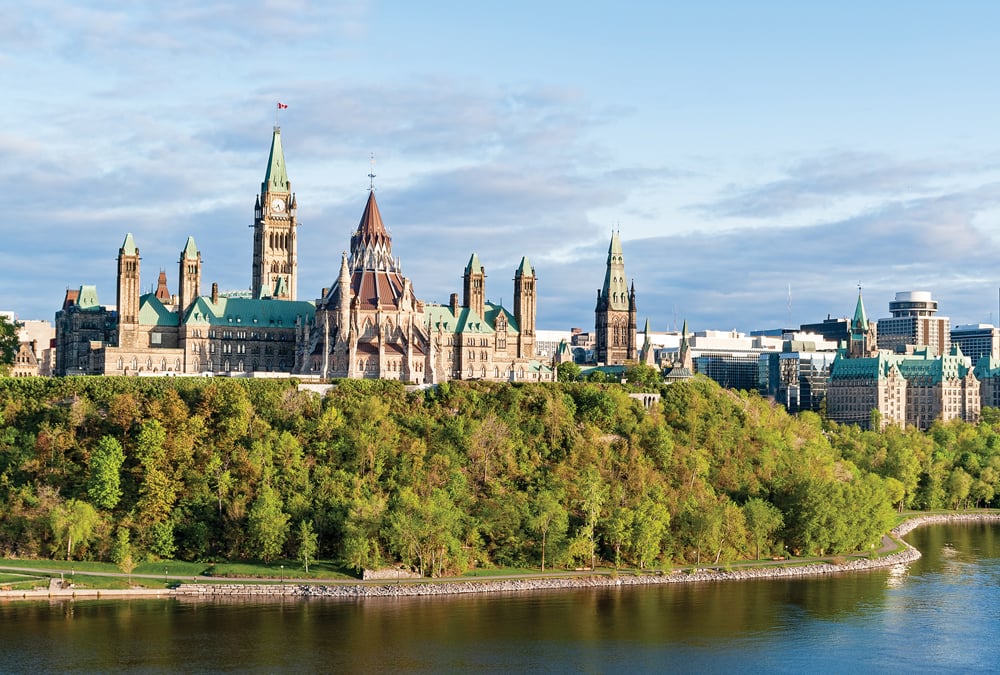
62 288 80 311
351 190 391 254
155 270 171 302
352 269 408 311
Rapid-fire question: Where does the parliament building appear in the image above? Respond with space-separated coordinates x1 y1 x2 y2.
55 127 552 384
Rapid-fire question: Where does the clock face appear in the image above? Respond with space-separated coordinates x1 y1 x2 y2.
271 198 285 213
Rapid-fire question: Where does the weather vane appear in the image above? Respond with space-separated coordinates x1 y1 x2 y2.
368 153 377 190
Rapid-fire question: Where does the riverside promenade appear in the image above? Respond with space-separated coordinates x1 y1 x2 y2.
4 513 999 602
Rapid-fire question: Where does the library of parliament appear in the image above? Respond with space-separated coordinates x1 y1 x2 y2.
54 127 556 383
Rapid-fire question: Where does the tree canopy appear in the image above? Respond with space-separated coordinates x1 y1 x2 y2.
0 375 995 571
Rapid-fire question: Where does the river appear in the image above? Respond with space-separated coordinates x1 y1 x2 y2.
1 522 998 673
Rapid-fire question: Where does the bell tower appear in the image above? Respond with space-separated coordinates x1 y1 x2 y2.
464 253 486 318
514 257 536 358
252 126 297 300
595 230 636 364
117 233 140 349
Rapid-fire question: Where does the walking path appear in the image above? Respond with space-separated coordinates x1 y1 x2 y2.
1 512 997 602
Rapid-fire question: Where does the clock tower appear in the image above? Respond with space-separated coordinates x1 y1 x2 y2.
252 126 298 300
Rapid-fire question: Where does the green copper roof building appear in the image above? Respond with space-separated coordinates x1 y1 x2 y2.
263 126 290 194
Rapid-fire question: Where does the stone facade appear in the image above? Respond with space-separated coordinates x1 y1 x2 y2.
826 291 980 430
297 192 550 384
594 230 636 365
54 126 551 384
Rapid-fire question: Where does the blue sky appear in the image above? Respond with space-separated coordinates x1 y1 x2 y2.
5 1 1000 333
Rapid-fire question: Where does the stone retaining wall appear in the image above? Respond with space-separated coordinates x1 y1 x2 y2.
175 512 1000 601
173 548 920 600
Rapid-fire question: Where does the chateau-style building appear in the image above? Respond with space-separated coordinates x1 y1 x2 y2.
594 230 636 364
826 290 979 430
55 126 552 383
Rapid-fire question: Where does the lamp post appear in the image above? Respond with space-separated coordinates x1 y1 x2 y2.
280 565 284 584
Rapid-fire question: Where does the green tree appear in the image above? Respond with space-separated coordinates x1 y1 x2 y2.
248 484 289 562
298 520 318 573
343 492 387 573
557 361 581 383
149 520 177 559
0 315 18 375
529 490 568 571
628 497 670 569
110 526 136 583
87 435 125 510
578 468 607 570
742 498 783 560
49 499 99 560
947 467 973 509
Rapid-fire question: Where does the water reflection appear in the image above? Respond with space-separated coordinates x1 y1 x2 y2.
1 523 998 673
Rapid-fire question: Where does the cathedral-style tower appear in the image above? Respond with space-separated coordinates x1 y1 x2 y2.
117 233 140 348
178 236 201 315
252 126 297 300
464 253 486 318
514 257 536 358
595 231 637 364
848 287 878 358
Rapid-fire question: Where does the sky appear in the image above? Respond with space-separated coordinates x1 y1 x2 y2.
6 1 1000 334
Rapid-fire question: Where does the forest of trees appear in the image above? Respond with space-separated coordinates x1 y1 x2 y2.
1 374 998 576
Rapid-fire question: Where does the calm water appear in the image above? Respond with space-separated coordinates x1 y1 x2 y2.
1 523 999 673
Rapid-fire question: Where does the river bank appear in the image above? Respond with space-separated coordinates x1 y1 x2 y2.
3 512 998 603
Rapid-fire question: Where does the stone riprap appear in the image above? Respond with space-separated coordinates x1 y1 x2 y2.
174 513 1000 600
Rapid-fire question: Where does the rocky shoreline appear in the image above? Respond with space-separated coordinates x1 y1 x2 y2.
3 513 997 603
170 512 1000 601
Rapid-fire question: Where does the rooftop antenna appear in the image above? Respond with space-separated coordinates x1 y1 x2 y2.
787 283 792 327
368 153 376 191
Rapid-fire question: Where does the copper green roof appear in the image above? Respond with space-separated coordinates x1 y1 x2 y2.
833 350 973 385
526 360 553 374
77 285 100 310
830 353 901 380
465 253 483 274
852 290 868 327
183 296 314 327
424 302 520 335
897 350 971 384
262 126 290 194
600 230 628 311
975 355 1000 379
138 294 179 327
273 276 288 298
121 233 137 256
516 256 534 277
182 236 198 260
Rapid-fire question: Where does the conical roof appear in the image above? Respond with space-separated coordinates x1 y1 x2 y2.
351 190 391 257
516 256 534 277
182 236 198 260
262 126 290 193
601 230 629 311
852 289 869 329
121 233 137 256
466 253 483 274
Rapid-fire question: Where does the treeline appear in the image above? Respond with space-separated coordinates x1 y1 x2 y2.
0 375 997 575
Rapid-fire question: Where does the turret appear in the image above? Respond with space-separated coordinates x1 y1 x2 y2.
464 253 486 318
252 126 297 300
514 257 536 357
178 236 201 316
117 233 140 332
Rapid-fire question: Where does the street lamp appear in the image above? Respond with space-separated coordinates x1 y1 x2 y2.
280 565 284 583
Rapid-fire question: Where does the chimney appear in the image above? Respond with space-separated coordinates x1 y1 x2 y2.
211 283 219 304
450 293 459 314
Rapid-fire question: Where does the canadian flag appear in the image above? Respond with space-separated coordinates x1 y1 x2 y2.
277 102 288 109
